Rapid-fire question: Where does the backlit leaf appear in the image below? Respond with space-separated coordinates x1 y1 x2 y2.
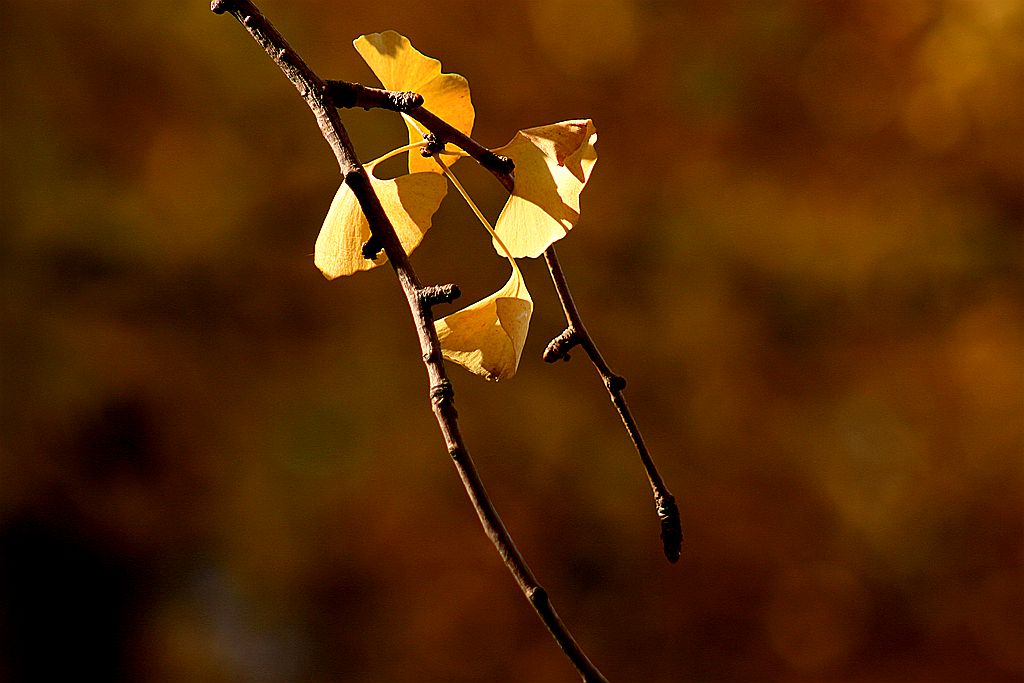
314 162 446 279
435 268 533 381
493 119 597 258
354 31 475 175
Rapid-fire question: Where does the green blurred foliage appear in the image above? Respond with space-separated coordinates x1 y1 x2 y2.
1 1 1021 681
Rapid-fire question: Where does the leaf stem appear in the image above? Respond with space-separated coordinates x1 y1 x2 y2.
366 140 427 169
432 154 519 274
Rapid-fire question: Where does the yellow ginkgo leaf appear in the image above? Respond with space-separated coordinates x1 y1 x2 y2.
354 31 475 175
314 163 446 279
492 119 597 258
435 267 533 381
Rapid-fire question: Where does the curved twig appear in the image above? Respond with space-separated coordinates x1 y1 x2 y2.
329 79 682 562
543 249 681 562
211 2 608 681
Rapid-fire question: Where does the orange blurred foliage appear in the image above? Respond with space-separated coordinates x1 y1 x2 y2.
1 2 1021 681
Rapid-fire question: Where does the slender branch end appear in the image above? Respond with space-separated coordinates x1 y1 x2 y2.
389 90 425 112
418 284 461 309
656 493 682 563
543 327 581 363
210 0 232 14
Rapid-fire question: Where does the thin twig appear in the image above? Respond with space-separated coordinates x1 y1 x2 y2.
543 249 682 563
326 79 516 193
211 2 608 681
328 79 424 113
331 81 682 562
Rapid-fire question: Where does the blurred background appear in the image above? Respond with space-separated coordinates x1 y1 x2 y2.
2 1 1022 681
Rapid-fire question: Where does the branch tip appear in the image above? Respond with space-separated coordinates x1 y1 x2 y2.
389 90 424 111
543 327 581 363
418 284 461 308
210 0 231 13
656 494 682 564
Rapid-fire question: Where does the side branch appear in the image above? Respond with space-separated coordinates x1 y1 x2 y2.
544 327 582 363
328 80 424 112
418 283 461 309
545 248 682 563
332 79 682 562
212 2 609 680
408 107 516 190
327 79 516 193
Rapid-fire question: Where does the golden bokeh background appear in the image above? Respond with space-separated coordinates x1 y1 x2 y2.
2 1 1022 681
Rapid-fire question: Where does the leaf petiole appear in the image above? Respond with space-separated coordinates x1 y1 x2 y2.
365 140 428 169
432 154 521 277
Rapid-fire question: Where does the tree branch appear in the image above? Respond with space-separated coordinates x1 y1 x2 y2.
325 79 516 193
328 79 424 113
544 249 682 563
211 2 608 680
331 81 682 563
